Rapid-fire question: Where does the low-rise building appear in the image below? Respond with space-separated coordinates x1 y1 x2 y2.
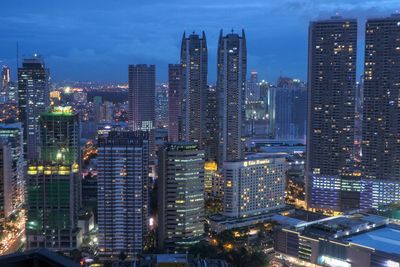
274 213 400 266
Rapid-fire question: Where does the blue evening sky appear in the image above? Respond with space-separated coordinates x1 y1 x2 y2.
0 0 398 83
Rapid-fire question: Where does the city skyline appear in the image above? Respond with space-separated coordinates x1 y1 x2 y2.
1 1 398 82
1 2 400 266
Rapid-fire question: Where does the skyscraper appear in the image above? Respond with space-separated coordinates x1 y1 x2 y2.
18 55 50 160
157 142 205 252
246 71 260 101
273 77 307 140
155 83 169 128
362 14 400 181
0 141 13 219
205 85 219 160
93 96 102 124
1 66 10 90
1 65 10 101
217 30 247 164
97 130 149 259
128 64 155 159
26 106 81 251
306 17 357 211
168 64 183 142
180 32 208 146
259 80 275 138
0 123 24 209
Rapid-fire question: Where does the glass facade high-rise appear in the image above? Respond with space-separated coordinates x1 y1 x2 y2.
97 130 149 259
306 17 357 211
157 142 205 252
217 30 247 165
180 32 208 147
26 106 81 251
18 55 50 160
272 77 307 140
128 64 155 159
0 123 24 210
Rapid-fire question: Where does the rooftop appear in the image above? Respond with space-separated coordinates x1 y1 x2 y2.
345 225 400 255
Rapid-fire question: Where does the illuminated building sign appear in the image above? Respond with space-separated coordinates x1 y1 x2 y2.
243 159 270 167
52 106 73 115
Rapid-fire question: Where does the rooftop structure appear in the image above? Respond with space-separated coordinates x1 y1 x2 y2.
274 213 400 266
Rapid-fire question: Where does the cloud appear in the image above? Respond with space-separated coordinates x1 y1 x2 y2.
1 0 398 82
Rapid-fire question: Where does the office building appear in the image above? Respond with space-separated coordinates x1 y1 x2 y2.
204 160 218 197
0 142 13 219
97 130 149 258
222 155 286 218
245 99 268 137
306 17 357 211
1 66 10 101
205 86 219 160
362 14 400 182
7 82 18 103
274 214 400 267
0 123 24 209
258 80 275 138
157 142 205 252
18 55 50 160
246 71 260 101
180 32 208 146
128 64 155 159
99 101 113 123
155 83 169 128
273 77 307 140
93 96 102 123
26 106 81 251
168 64 183 142
217 30 247 164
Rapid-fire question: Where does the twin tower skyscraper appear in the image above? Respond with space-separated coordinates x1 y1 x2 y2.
168 30 247 165
307 14 400 212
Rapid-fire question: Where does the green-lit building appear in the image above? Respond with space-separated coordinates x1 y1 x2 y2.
157 142 205 252
26 106 82 251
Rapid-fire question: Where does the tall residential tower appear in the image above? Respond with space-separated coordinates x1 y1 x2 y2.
217 30 247 164
362 14 400 182
306 17 357 211
128 64 155 159
180 32 208 147
97 130 149 259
